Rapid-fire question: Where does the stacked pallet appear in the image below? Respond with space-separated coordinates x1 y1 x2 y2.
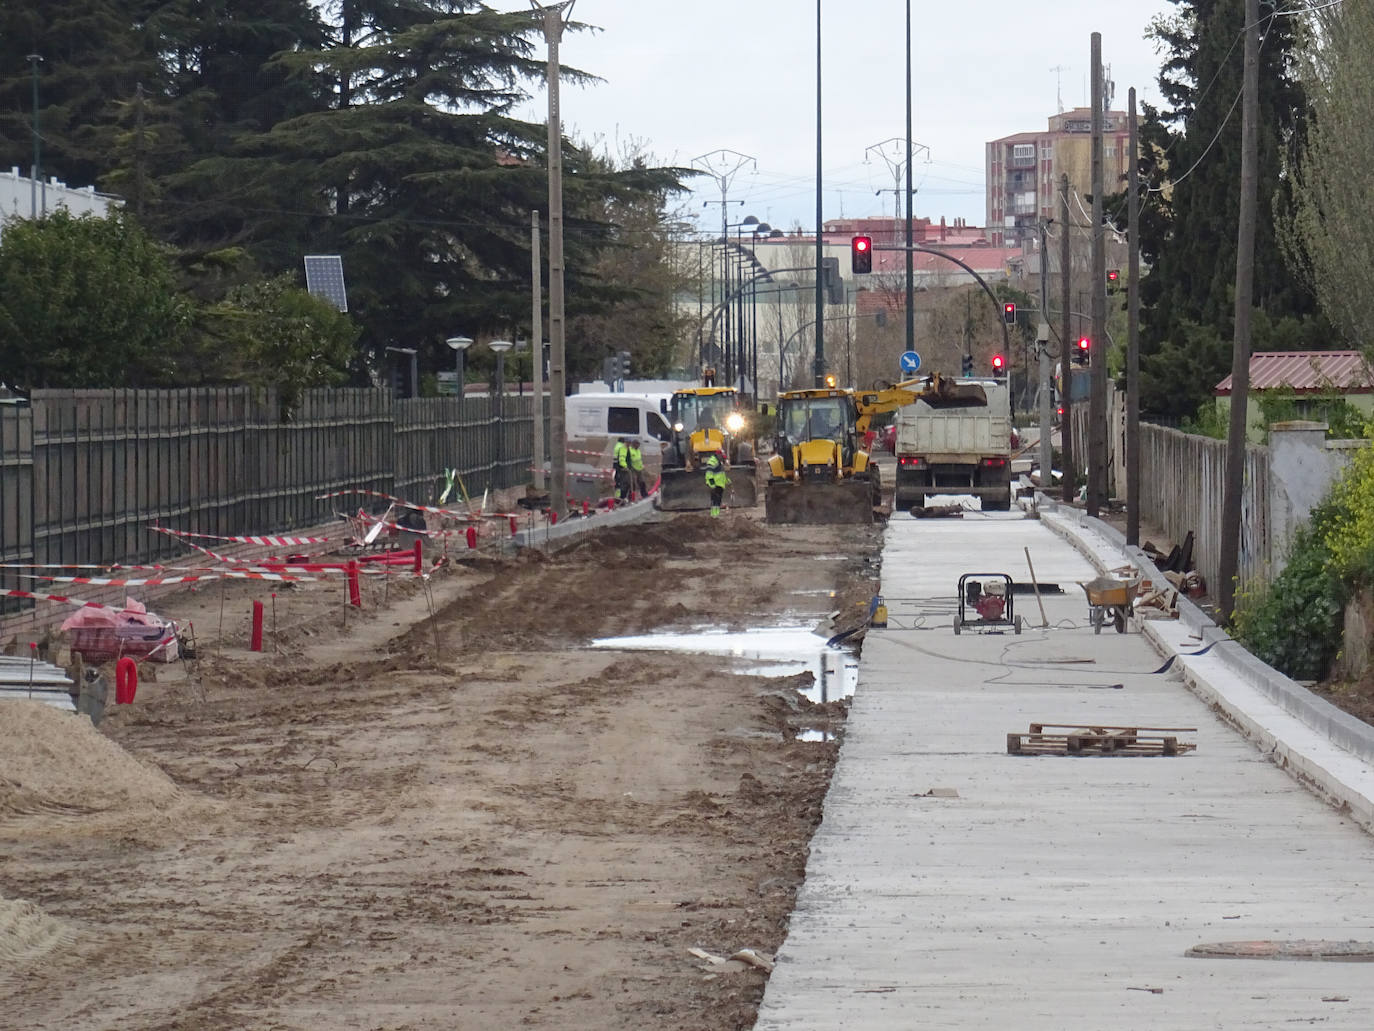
1007 722 1196 757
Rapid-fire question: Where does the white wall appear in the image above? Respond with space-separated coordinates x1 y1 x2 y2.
0 168 120 240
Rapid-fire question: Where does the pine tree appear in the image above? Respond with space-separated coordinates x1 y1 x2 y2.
1136 0 1329 420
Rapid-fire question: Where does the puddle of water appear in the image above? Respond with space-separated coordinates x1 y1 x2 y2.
592 626 858 704
811 554 849 561
797 728 836 743
789 588 836 597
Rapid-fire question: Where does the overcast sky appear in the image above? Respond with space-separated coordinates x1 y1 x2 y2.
512 0 1174 233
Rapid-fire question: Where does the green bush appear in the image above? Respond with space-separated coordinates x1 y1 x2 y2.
1233 442 1374 679
1231 522 1345 681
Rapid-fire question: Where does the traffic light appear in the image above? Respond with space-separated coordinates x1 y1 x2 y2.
821 256 843 304
961 354 973 377
991 354 1006 378
851 235 872 274
1074 336 1090 366
1106 268 1120 286
1002 302 1016 325
617 350 632 380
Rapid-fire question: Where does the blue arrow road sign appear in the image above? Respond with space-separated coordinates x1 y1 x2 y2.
900 351 921 374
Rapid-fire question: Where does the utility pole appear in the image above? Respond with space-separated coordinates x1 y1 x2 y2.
1126 89 1141 546
1220 0 1260 619
1059 174 1074 504
813 0 826 387
27 54 42 218
1087 32 1107 518
134 83 147 219
904 0 915 361
1037 220 1053 493
531 210 545 491
532 1 574 519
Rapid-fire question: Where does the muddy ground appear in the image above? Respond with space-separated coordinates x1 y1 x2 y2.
1 511 882 1031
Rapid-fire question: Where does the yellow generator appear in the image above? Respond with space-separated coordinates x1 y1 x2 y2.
765 376 987 524
656 379 758 511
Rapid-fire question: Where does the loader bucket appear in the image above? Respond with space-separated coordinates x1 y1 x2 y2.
656 464 758 511
765 477 877 524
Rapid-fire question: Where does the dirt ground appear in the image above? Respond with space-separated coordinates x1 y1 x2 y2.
1 509 883 1031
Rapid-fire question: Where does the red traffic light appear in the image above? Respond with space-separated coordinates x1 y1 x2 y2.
851 235 873 274
1002 302 1016 324
1077 336 1090 352
991 354 1005 372
1107 269 1120 283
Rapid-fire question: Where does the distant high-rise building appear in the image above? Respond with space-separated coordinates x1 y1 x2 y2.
985 107 1130 247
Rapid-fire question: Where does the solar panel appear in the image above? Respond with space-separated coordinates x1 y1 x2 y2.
303 255 348 313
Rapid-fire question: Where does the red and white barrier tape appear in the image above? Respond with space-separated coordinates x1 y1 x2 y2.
2 588 130 611
314 488 481 521
43 570 315 587
151 526 333 547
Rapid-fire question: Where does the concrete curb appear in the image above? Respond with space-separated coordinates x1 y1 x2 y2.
1033 493 1374 832
511 495 659 550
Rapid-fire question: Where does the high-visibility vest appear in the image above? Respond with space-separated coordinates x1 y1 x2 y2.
613 441 629 469
705 467 730 489
628 445 644 472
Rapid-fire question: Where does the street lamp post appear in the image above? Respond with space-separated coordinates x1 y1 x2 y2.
490 339 514 486
27 54 42 218
446 336 473 409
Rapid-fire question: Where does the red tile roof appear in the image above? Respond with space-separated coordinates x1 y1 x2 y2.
1215 350 1374 395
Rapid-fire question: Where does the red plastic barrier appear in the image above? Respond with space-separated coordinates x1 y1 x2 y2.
509 515 518 537
412 539 423 574
250 600 264 652
550 510 558 526
465 525 477 549
115 656 138 704
347 560 362 607
582 500 590 516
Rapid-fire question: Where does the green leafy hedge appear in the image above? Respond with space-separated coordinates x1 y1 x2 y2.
1233 442 1374 679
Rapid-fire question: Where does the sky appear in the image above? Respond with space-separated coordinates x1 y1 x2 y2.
512 0 1176 234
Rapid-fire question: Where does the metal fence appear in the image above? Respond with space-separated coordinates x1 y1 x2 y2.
0 388 534 618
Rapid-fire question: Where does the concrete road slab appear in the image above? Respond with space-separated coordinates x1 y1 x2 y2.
757 515 1374 1030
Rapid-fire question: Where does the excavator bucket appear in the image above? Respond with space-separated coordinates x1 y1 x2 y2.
656 463 758 511
765 477 877 524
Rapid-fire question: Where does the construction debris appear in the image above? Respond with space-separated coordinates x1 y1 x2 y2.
1007 722 1197 757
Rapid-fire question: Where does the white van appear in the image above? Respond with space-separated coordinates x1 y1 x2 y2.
561 393 674 501
565 393 675 448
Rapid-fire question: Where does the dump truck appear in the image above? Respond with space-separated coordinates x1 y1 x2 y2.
656 375 757 511
892 376 1009 512
765 375 986 524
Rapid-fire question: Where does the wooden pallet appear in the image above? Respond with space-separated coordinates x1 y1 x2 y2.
1007 722 1197 757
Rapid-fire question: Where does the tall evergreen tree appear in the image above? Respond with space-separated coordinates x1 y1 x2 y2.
0 2 151 192
1136 0 1328 420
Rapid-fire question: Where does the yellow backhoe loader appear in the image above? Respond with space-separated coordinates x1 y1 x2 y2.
656 370 758 511
765 375 987 524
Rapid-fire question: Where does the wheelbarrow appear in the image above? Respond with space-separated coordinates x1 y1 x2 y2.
1079 576 1141 634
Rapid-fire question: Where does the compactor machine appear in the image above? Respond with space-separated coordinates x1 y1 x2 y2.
656 371 757 511
765 375 986 524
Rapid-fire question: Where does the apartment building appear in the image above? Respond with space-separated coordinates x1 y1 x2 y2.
985 107 1131 247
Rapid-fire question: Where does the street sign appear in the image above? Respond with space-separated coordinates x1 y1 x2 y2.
900 350 921 375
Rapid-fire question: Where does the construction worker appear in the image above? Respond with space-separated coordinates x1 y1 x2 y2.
704 453 730 518
628 439 648 499
612 437 631 501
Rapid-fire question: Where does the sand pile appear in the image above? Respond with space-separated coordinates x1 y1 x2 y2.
0 895 73 995
0 701 181 823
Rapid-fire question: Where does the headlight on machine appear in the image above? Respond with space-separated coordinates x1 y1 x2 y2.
673 422 684 432
725 412 745 433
